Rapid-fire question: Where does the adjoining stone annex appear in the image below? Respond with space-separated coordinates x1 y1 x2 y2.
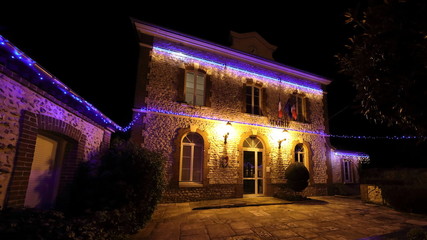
130 21 368 202
0 35 119 209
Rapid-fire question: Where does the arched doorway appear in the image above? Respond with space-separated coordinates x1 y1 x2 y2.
242 136 264 195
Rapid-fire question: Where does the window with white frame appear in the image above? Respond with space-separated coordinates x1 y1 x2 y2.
180 132 204 183
185 70 206 106
245 85 261 115
294 143 305 163
342 159 353 183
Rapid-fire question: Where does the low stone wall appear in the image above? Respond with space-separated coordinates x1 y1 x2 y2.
360 184 386 205
161 184 240 203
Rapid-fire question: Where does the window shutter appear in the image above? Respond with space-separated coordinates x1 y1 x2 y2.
177 68 185 103
205 75 212 107
242 83 247 113
304 97 311 123
261 87 268 116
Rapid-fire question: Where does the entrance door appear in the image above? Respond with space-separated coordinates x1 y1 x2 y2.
242 137 264 195
25 134 64 208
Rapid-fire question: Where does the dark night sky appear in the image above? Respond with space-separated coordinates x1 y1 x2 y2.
2 2 417 164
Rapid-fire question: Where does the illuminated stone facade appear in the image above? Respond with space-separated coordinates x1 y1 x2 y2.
130 21 353 202
0 36 117 209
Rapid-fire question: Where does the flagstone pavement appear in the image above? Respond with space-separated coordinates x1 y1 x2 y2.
131 196 427 240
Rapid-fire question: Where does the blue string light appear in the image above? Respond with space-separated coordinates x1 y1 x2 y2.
153 46 324 94
1 34 425 140
127 107 426 140
333 151 369 158
0 34 121 131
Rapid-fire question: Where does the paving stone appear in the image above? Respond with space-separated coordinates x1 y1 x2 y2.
131 196 427 240
181 228 207 236
207 223 236 238
181 222 206 231
281 237 306 240
270 229 299 238
406 219 427 226
227 234 262 240
181 234 210 240
234 228 254 235
252 227 278 239
230 221 252 230
292 227 320 238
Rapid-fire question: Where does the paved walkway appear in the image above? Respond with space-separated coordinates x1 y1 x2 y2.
131 196 427 240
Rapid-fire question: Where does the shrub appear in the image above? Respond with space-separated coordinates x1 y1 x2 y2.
63 140 167 232
0 208 132 240
285 162 310 192
407 227 427 240
0 140 167 240
0 208 69 240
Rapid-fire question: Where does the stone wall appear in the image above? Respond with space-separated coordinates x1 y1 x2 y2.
133 39 330 201
0 70 109 208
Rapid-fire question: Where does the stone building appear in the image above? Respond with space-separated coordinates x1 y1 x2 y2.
0 35 119 209
130 20 368 202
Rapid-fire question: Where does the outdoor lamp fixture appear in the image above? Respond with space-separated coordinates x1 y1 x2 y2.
224 121 232 144
278 129 288 149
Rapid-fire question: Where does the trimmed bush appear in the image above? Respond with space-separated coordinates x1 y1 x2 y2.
0 140 167 239
285 162 310 192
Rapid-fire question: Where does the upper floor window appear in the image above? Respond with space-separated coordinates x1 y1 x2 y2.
286 94 308 122
177 68 211 107
245 85 261 115
180 132 204 184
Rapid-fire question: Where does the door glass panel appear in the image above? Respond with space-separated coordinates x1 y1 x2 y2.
25 135 58 208
258 179 263 194
257 151 263 178
244 180 255 194
181 145 191 181
243 151 255 178
193 145 203 182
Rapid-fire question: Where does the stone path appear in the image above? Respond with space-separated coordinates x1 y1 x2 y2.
131 196 427 240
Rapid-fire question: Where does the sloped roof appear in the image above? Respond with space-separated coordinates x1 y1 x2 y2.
0 35 120 131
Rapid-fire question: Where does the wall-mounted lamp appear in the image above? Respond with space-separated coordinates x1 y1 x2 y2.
278 129 288 149
224 121 232 144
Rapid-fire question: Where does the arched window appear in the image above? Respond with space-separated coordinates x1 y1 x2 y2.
180 132 204 183
243 136 264 149
294 143 305 163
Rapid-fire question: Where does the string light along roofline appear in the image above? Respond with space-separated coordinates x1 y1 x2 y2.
0 35 121 131
333 150 369 158
153 46 324 94
133 20 332 86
